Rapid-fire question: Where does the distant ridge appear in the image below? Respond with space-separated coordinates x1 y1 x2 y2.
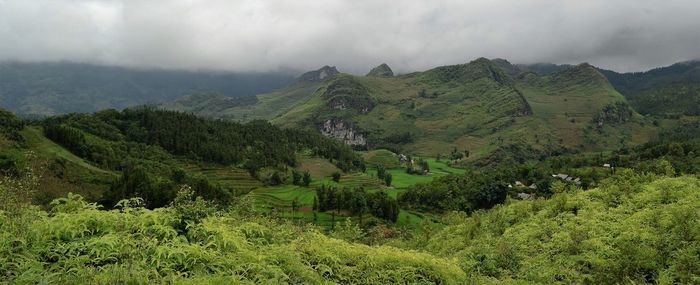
0 61 297 115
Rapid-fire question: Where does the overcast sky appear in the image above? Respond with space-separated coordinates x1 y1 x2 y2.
1 0 699 74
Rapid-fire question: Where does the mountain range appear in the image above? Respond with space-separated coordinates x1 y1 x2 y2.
2 58 698 161
0 62 297 115
163 58 679 161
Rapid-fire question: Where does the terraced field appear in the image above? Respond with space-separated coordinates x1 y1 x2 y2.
179 162 263 195
179 151 463 228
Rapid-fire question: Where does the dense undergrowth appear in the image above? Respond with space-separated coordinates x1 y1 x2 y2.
1 167 697 284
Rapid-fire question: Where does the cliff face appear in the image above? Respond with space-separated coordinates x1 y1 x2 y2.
320 119 366 146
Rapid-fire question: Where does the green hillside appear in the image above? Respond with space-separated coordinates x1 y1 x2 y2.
266 59 655 161
600 60 700 116
161 59 657 161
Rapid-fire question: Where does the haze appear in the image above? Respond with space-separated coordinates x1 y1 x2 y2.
1 0 698 73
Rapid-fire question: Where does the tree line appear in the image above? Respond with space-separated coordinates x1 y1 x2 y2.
314 185 399 223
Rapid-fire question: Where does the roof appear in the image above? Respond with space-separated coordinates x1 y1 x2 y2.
517 193 532 199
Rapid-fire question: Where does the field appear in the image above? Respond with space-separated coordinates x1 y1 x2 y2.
238 153 464 228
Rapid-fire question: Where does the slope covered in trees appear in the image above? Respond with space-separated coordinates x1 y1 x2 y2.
599 60 700 116
42 108 363 173
0 108 365 209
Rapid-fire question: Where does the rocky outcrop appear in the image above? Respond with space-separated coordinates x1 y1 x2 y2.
298 66 340 83
319 119 366 146
366 63 394 77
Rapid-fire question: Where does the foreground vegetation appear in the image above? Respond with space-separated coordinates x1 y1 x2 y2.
1 165 697 283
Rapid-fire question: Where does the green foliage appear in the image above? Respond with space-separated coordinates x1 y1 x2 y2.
384 173 393 187
0 108 24 141
44 108 362 172
601 60 700 116
399 168 509 213
331 172 341 183
302 171 311 187
0 191 464 284
291 170 302 185
316 185 399 223
420 175 700 284
376 164 386 180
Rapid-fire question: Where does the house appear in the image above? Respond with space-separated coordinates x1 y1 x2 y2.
603 163 611 168
517 192 532 200
514 181 525 187
556 174 569 179
398 154 408 162
528 184 537 190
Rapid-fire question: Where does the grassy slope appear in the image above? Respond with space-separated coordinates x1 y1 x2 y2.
4 127 115 204
516 65 655 151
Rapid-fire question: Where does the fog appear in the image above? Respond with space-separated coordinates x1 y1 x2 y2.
1 0 698 74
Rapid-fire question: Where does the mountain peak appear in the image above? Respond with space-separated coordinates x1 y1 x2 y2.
298 65 339 82
366 63 394 77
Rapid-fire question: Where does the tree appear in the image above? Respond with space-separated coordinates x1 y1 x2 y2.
291 198 299 222
303 171 312 186
292 170 302 185
332 172 341 183
377 165 386 180
268 171 283 186
385 173 393 187
450 148 464 160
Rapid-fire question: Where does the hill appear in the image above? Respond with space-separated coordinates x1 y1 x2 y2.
0 62 297 115
599 60 700 116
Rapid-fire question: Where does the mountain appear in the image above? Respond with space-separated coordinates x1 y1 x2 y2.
167 58 653 160
0 62 298 116
276 59 651 159
599 60 700 116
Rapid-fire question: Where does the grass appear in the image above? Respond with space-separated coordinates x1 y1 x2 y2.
296 156 340 179
22 127 110 174
362 149 402 168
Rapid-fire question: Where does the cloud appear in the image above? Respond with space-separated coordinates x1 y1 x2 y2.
0 0 698 73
